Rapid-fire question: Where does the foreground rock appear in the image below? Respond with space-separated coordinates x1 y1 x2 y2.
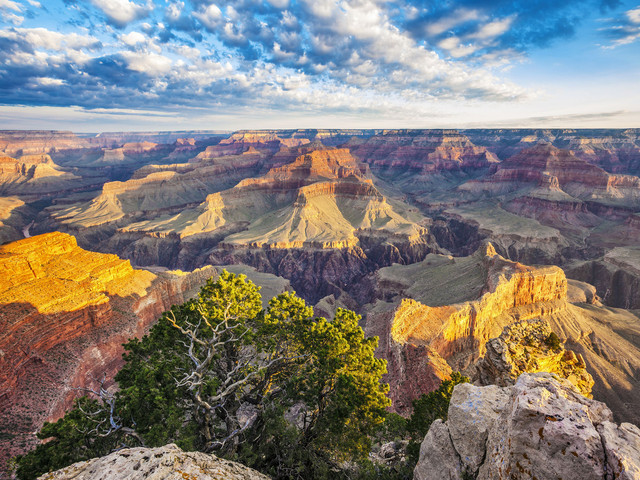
38 444 270 480
414 373 640 480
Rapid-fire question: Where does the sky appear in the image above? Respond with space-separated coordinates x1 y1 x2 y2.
0 0 639 131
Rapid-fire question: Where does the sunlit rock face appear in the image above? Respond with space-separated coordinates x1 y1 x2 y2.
0 232 215 468
365 244 567 413
362 244 640 425
0 232 294 468
473 318 594 397
0 153 81 195
413 373 640 480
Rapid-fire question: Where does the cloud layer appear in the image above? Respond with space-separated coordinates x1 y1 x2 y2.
0 0 636 120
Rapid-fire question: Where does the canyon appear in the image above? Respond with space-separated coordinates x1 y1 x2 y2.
1 128 640 475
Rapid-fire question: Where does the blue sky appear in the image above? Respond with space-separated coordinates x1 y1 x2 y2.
0 0 638 131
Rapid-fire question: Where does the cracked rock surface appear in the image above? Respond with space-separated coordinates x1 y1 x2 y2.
414 372 640 480
37 444 271 480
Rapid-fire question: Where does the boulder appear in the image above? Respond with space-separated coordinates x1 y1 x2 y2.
37 444 270 480
414 420 463 480
414 373 640 480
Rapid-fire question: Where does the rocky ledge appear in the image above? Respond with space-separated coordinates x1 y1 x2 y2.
474 318 594 397
414 372 640 480
38 444 270 480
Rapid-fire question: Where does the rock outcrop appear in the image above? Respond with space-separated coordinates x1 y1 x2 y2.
0 153 81 195
414 373 640 480
364 243 640 424
0 232 294 468
38 444 270 480
0 233 210 465
473 319 594 396
365 244 568 413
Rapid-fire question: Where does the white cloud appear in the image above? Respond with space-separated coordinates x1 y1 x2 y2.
425 8 480 36
33 77 65 86
627 7 640 24
289 0 526 100
90 0 152 27
300 0 336 19
468 16 514 40
165 1 184 21
602 6 640 48
0 27 99 50
0 0 20 11
119 31 146 46
438 36 480 57
121 50 172 75
2 12 23 24
27 0 41 7
194 4 222 30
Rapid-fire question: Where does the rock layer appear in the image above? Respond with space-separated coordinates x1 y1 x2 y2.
0 233 213 468
366 244 567 412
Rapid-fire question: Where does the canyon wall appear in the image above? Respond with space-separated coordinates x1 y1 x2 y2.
0 233 215 468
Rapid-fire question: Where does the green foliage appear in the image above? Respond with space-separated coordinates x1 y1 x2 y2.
406 372 470 462
545 331 562 350
115 300 202 450
15 397 124 480
237 295 391 479
16 271 393 480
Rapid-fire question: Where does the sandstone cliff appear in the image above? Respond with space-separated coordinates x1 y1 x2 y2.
0 233 208 468
37 444 270 480
414 373 640 480
365 244 567 413
364 243 640 425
